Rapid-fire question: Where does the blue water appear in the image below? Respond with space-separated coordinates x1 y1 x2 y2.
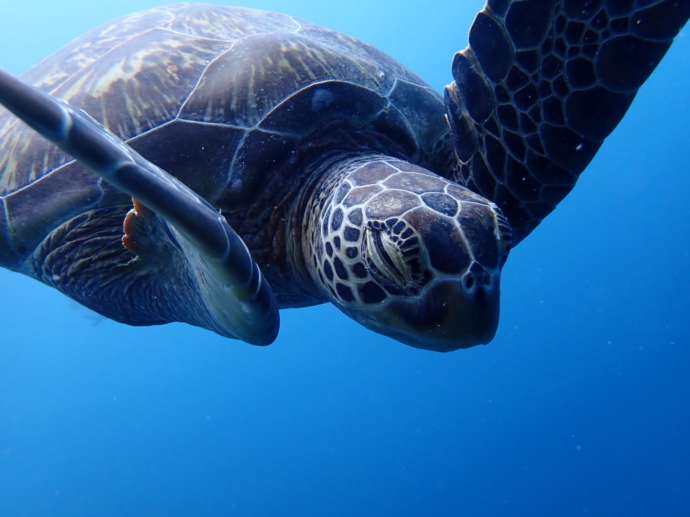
1 1 689 516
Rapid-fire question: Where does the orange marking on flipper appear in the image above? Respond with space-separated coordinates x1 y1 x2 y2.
122 208 138 253
122 197 152 254
132 198 147 216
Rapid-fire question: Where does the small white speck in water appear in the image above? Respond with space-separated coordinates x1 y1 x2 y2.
576 143 584 151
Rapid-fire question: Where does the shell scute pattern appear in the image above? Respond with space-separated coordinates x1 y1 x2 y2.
127 119 244 200
258 82 387 137
176 30 447 200
0 5 305 196
295 22 426 90
21 7 176 93
0 4 453 225
0 8 170 194
166 4 301 40
53 31 231 138
179 32 394 128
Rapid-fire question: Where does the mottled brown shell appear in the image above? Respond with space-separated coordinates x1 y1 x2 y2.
0 4 452 261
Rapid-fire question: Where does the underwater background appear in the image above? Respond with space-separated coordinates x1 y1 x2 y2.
0 1 689 516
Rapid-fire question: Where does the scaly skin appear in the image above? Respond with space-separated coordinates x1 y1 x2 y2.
295 152 512 352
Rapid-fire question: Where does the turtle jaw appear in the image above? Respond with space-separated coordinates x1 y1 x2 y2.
339 268 501 352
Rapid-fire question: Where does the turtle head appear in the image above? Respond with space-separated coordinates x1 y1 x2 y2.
303 155 512 352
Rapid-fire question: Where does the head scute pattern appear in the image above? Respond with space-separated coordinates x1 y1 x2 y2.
300 153 510 349
313 157 510 305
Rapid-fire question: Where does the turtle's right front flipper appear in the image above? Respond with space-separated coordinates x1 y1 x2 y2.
446 0 689 245
0 69 279 346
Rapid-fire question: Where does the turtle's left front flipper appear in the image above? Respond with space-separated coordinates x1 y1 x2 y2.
0 69 279 346
446 0 689 245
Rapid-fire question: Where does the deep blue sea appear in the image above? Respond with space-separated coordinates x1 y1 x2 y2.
0 1 689 516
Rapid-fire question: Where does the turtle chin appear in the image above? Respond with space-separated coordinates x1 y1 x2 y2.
346 273 501 352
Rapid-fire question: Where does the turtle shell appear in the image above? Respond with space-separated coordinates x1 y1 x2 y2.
0 4 452 264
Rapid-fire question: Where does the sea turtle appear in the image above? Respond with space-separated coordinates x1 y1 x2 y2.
0 2 687 351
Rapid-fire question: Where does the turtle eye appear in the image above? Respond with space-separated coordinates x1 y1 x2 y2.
363 224 421 295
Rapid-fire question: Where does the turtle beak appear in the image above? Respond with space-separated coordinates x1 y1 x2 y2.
358 272 501 352
401 277 500 352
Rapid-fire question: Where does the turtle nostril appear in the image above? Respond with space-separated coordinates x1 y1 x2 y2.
464 262 493 291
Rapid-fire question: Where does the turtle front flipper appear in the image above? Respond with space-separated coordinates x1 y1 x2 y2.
446 0 689 244
0 69 279 346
